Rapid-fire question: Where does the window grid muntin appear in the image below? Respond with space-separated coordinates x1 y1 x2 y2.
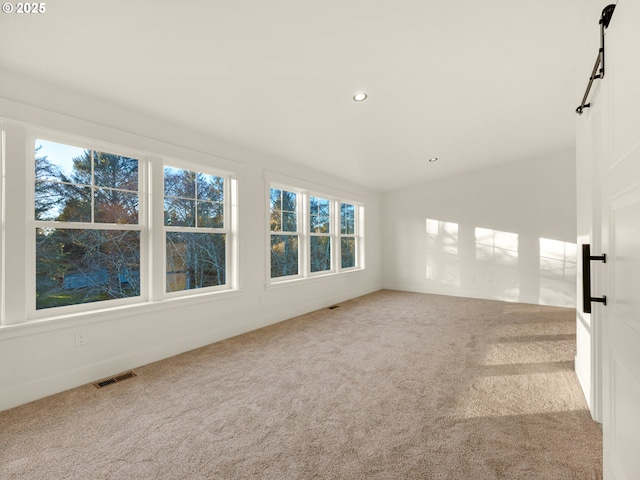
164 166 225 230
270 188 298 233
35 143 140 225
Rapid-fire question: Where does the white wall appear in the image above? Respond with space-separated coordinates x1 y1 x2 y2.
0 70 383 411
382 151 577 307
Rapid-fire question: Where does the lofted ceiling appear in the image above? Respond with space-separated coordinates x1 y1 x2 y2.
0 0 581 192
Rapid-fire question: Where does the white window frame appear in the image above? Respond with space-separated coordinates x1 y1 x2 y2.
339 201 359 271
28 132 148 318
161 158 234 298
308 193 334 276
21 130 238 321
267 173 365 286
269 184 303 282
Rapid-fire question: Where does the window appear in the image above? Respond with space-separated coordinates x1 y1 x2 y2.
164 166 227 293
269 183 363 282
270 188 299 278
310 196 331 273
340 203 357 269
34 139 141 310
30 134 236 315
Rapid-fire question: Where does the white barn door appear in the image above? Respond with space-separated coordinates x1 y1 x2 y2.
599 1 640 478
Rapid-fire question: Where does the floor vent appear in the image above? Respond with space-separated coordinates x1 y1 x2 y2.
328 305 340 310
94 371 137 389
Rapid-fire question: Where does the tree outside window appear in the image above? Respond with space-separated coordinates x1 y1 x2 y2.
269 184 362 282
310 196 331 273
164 166 227 292
340 203 357 269
270 188 299 278
34 140 141 310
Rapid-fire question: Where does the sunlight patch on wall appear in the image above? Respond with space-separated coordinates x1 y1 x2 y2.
421 221 576 307
426 218 458 254
475 227 519 266
539 238 577 305
540 238 577 277
425 219 460 286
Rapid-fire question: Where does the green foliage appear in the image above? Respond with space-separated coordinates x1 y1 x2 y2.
35 228 141 310
341 237 356 268
35 145 142 309
270 188 299 277
270 235 298 278
270 188 297 232
341 203 355 234
310 236 331 272
164 167 224 228
34 146 229 309
166 232 226 292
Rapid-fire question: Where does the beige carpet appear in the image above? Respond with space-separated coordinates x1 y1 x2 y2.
0 290 602 479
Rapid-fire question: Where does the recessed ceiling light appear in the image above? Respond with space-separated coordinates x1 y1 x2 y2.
428 157 439 163
353 92 368 102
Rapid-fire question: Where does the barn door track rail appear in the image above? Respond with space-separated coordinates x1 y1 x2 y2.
576 4 616 115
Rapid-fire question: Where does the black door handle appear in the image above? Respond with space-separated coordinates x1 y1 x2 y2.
582 244 607 314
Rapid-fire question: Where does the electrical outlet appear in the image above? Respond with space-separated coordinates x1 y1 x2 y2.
75 332 86 347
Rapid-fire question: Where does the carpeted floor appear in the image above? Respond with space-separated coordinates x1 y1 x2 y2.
0 290 602 479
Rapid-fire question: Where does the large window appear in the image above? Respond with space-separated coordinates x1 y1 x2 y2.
34 139 141 310
31 135 235 314
164 166 227 292
269 184 363 282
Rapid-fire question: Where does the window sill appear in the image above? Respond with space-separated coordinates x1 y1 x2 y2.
267 267 365 290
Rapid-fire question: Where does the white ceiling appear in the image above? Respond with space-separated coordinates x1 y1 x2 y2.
0 0 580 192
